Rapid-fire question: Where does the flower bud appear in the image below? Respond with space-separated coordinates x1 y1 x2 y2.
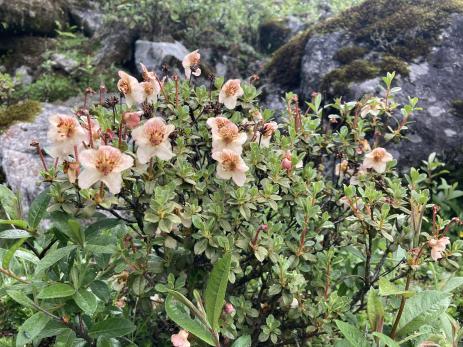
123 111 142 129
281 158 292 172
224 303 235 314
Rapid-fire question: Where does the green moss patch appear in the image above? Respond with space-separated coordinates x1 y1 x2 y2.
451 99 463 117
0 100 42 132
266 0 463 91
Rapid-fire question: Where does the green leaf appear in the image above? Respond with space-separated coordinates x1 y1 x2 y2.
6 290 35 309
0 229 31 239
205 252 231 331
27 188 51 229
378 278 414 297
73 289 98 315
88 317 136 338
372 332 400 347
2 237 27 268
367 289 384 331
54 329 76 347
16 312 50 347
0 184 20 219
165 295 214 346
231 335 252 347
397 290 451 337
34 245 77 275
335 320 369 347
84 218 120 237
37 283 75 299
0 219 29 229
440 277 463 293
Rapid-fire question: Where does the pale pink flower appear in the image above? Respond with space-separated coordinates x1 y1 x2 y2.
360 98 385 118
171 330 190 347
140 63 157 82
281 150 303 172
207 117 247 154
123 111 143 129
255 122 278 148
219 79 244 110
335 159 349 176
117 70 144 107
132 117 175 164
78 145 134 194
362 147 393 173
428 236 450 261
47 114 87 159
182 49 201 79
212 149 249 186
140 80 161 104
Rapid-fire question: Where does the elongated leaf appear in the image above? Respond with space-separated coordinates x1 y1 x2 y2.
0 184 20 219
54 329 76 347
205 252 232 330
441 277 463 293
73 289 98 315
28 188 51 229
2 237 27 268
0 229 31 239
367 289 384 331
165 295 214 346
397 290 451 337
37 283 75 299
0 219 29 229
378 278 414 297
231 335 252 347
6 290 35 308
88 317 135 338
335 320 369 347
16 312 50 347
372 332 400 347
84 218 120 237
34 245 77 275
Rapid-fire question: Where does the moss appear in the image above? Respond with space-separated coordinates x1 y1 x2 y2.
322 59 380 95
258 19 292 54
378 55 409 76
0 100 42 132
451 99 463 117
266 0 463 90
333 46 367 64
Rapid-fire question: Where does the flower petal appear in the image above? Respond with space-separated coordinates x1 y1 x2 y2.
153 142 175 161
78 168 102 189
101 172 123 194
137 145 157 164
79 149 97 168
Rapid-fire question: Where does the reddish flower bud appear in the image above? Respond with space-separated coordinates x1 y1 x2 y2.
224 303 235 314
123 111 142 129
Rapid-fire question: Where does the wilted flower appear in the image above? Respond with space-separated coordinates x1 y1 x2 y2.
290 298 299 309
47 114 87 160
115 296 127 308
110 271 129 292
349 165 367 185
328 114 341 124
256 122 278 148
207 117 247 154
360 98 385 118
428 236 450 261
132 117 175 164
140 80 161 104
150 294 164 310
182 49 201 79
212 149 249 186
219 79 244 110
363 147 393 173
123 111 143 129
64 161 80 184
117 70 143 107
171 330 190 347
335 159 349 176
78 145 134 194
224 303 235 314
140 62 157 82
356 139 371 154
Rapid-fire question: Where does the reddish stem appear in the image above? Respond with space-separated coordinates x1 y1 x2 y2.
86 115 94 148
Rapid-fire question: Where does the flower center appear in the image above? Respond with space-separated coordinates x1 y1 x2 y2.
221 152 239 171
372 149 385 161
218 123 239 143
57 117 77 140
145 122 166 146
117 79 130 95
95 148 121 175
143 82 154 95
224 82 239 97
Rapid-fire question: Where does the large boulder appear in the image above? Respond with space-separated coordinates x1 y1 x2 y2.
0 0 68 36
68 0 103 37
134 40 189 75
0 103 70 211
264 0 463 168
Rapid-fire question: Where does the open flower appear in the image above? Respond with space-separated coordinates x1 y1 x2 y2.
207 117 247 154
362 147 393 173
182 49 201 79
132 117 175 164
117 70 144 107
256 122 278 148
428 236 450 261
219 79 244 110
212 149 249 186
78 145 133 194
171 330 190 347
47 114 87 160
360 98 385 118
140 62 157 82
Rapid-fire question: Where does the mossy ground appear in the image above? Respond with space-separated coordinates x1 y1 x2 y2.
0 100 42 133
266 0 463 93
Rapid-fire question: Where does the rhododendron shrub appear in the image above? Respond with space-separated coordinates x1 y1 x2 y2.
0 67 463 347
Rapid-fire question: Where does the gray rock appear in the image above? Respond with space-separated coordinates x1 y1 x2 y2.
0 103 71 212
51 53 79 74
69 1 103 37
14 66 33 85
0 0 67 36
134 40 189 75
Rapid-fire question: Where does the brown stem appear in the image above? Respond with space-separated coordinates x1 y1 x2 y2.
390 274 411 339
86 114 94 148
0 266 30 284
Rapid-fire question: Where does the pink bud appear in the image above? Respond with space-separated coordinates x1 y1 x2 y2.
224 303 235 314
281 157 292 172
123 111 142 129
